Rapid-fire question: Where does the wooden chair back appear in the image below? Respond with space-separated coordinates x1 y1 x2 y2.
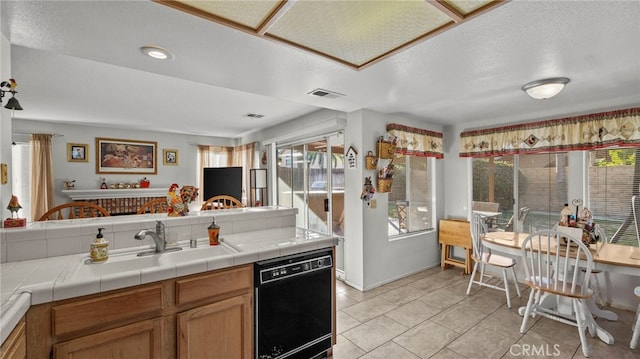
136 198 169 214
38 202 110 221
201 195 244 210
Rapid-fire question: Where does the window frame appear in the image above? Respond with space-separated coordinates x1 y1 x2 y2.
387 155 435 240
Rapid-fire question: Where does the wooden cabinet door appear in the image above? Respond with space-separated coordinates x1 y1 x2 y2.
177 293 252 359
0 319 26 359
53 318 163 359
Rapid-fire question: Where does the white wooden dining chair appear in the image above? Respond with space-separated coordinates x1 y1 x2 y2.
520 229 595 357
466 212 521 308
585 224 609 306
632 286 640 349
632 195 640 247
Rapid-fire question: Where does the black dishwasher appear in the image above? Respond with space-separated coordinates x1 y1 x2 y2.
255 248 333 359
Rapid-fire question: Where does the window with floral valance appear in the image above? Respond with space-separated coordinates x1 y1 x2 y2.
387 123 444 159
384 123 442 237
459 107 640 158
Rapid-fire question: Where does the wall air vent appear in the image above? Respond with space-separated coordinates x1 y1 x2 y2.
243 113 265 119
307 88 345 99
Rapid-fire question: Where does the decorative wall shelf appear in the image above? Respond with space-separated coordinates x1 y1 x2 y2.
62 188 167 200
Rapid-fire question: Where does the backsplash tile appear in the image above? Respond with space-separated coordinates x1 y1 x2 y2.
4 228 45 242
6 240 47 262
47 236 83 257
0 207 296 262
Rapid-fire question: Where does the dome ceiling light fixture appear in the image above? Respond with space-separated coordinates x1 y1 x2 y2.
140 46 175 60
521 77 571 100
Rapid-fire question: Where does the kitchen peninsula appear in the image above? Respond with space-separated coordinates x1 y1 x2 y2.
0 206 338 358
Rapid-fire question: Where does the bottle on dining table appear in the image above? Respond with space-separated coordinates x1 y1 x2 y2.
560 203 572 226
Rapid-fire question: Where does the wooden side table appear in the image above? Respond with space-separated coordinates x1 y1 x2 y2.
438 218 473 274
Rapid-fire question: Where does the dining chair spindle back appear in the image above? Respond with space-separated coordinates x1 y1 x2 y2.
38 202 110 221
519 229 595 357
466 212 521 308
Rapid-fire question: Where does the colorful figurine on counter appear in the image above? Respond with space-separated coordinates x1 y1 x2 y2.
180 185 199 206
167 183 183 216
6 194 22 218
167 184 199 217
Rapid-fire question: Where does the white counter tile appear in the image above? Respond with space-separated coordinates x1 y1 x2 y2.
100 271 141 292
54 277 101 301
176 258 207 277
21 282 54 304
0 293 30 345
206 254 235 271
140 265 177 285
232 251 259 265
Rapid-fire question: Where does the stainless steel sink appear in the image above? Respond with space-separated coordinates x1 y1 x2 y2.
65 242 237 280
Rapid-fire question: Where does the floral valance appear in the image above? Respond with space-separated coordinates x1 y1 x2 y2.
459 107 640 158
387 123 444 159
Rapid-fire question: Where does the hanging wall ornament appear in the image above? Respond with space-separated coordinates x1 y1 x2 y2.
360 176 375 204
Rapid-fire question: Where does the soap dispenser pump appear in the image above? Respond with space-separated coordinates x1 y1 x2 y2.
208 218 220 246
90 227 109 262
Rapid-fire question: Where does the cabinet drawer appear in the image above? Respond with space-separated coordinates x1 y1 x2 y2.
176 264 252 306
52 285 163 337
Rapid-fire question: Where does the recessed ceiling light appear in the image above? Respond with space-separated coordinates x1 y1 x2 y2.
140 46 174 60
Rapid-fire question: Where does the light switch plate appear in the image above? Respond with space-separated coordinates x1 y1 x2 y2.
370 199 377 208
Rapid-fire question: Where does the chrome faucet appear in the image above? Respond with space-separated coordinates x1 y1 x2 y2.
135 220 167 255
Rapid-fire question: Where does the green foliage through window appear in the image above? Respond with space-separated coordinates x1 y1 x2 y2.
472 159 528 210
593 148 636 166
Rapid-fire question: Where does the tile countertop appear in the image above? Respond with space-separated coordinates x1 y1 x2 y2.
0 226 338 344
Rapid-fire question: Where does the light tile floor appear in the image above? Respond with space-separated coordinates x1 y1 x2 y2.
331 267 640 359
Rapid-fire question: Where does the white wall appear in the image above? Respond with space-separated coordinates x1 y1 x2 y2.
0 22 12 216
343 110 365 289
13 119 235 207
357 109 443 290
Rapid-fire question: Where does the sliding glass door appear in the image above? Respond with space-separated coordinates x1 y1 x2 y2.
276 134 345 273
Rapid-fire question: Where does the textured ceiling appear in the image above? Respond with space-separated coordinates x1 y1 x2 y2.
159 0 503 69
1 1 639 138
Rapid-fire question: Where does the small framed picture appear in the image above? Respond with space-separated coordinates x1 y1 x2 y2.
67 143 89 162
163 149 178 165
